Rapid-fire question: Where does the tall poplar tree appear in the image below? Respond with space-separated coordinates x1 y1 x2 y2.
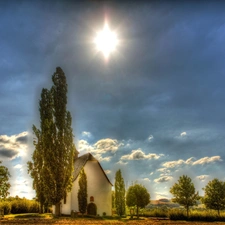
114 169 125 216
28 67 77 216
78 168 87 216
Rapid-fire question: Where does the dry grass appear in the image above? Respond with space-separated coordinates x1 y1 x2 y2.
1 217 225 225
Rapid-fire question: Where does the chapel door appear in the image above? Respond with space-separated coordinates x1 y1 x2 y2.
87 203 97 216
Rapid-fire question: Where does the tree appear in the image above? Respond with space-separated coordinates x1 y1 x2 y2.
28 125 46 213
78 168 87 216
170 175 199 217
202 178 225 216
28 67 77 216
0 161 10 199
114 169 126 216
126 184 150 218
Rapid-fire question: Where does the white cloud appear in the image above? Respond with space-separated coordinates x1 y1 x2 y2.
94 138 122 154
81 131 92 138
116 160 128 165
180 132 187 137
162 159 185 168
148 135 154 141
154 176 173 183
162 156 222 168
121 148 162 161
94 153 112 162
78 139 94 152
192 156 222 165
157 168 171 175
104 170 111 174
143 178 151 182
196 175 209 181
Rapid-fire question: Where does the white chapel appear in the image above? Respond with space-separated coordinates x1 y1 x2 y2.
53 153 112 216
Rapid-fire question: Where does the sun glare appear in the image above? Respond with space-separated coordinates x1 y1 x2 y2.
94 22 118 59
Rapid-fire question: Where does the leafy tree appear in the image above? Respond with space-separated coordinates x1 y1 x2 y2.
170 175 199 217
202 178 225 216
0 161 10 200
28 67 77 216
126 184 150 218
28 126 46 213
78 168 87 216
114 169 126 216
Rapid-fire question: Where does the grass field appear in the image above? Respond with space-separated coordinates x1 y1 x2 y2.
2 214 225 225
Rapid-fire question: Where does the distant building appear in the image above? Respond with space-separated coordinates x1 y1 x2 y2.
53 153 112 216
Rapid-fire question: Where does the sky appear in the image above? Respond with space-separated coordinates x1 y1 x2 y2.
1 0 225 200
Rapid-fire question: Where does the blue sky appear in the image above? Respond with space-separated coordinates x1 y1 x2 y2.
1 0 225 200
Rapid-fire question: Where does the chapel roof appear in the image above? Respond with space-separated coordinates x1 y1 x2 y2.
73 153 112 186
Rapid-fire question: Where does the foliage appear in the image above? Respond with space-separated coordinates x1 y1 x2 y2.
126 183 150 218
142 207 168 218
168 208 225 222
0 161 11 199
170 175 199 217
10 198 39 214
111 191 115 209
78 168 87 215
28 67 77 216
0 201 11 215
202 178 225 215
114 169 126 216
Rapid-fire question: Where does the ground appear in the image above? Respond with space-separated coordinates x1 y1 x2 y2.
2 216 225 225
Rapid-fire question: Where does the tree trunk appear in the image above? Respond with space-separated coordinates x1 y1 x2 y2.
40 203 43 214
136 206 139 219
55 202 61 217
218 209 220 216
187 206 189 218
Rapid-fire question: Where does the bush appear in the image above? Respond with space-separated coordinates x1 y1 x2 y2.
168 209 187 220
0 201 11 215
11 199 39 214
143 208 168 217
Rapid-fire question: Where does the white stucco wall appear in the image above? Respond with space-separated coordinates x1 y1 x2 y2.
70 160 112 216
61 192 72 215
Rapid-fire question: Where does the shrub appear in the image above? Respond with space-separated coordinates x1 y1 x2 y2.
0 201 11 215
11 199 39 214
169 209 187 220
143 208 168 218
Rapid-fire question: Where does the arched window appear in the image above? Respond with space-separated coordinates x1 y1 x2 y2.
90 196 94 202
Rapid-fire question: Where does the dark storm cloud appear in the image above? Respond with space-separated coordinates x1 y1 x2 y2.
16 135 28 144
1 0 225 197
0 148 18 158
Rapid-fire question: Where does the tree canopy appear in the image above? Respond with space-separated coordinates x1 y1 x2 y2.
0 161 11 199
114 169 126 216
126 183 150 218
202 178 225 215
170 175 199 217
28 67 77 216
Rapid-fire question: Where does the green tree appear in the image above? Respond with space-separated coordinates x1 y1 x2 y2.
78 168 87 216
0 161 10 199
112 190 115 209
202 178 225 216
28 125 46 213
114 169 125 216
170 175 199 217
28 67 77 216
126 184 150 218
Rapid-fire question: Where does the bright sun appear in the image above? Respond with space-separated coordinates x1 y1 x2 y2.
94 22 118 59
